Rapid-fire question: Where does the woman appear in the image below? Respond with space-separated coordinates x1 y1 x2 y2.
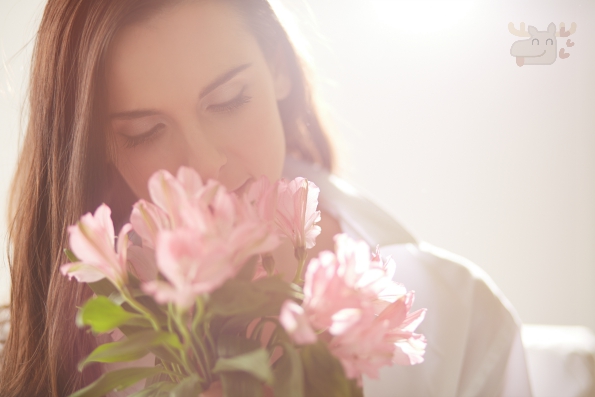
0 0 531 396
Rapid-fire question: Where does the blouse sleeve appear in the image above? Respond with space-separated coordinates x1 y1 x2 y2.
363 242 533 397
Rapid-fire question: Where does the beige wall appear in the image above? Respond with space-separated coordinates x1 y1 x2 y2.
1 0 594 330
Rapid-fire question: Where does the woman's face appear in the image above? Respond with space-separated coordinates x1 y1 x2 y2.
105 1 291 200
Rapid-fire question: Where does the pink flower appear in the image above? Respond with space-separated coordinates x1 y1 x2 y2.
279 300 317 345
61 204 131 286
243 175 278 224
333 234 407 313
139 167 281 309
146 168 207 231
379 292 427 366
279 234 427 384
328 292 427 384
327 312 394 383
130 200 170 249
275 178 321 250
143 228 238 310
301 251 363 331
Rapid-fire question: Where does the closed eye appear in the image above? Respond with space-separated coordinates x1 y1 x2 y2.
121 123 166 149
207 87 252 113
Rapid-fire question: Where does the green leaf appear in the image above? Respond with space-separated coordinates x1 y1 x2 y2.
77 296 144 333
235 255 259 281
209 279 269 317
216 334 264 396
272 342 304 397
211 277 296 334
220 372 263 397
169 375 203 397
217 333 260 357
145 359 173 388
149 345 184 367
301 342 363 397
79 330 182 370
88 278 119 297
67 366 168 397
64 248 80 263
213 348 273 384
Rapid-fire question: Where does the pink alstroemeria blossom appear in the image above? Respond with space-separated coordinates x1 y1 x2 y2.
379 291 427 366
143 228 237 309
301 250 363 331
130 200 170 249
243 175 278 224
275 177 321 250
139 167 280 309
280 233 427 384
61 204 131 287
279 300 317 345
329 291 427 384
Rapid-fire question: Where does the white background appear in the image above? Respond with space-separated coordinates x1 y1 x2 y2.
1 0 594 330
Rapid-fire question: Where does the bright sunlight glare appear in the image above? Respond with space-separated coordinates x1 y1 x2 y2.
371 0 475 34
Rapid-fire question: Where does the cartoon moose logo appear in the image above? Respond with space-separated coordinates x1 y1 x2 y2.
509 22 577 66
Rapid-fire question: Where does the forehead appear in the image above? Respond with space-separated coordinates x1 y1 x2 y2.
105 1 265 111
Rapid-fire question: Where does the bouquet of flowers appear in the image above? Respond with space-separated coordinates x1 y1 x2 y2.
61 167 427 397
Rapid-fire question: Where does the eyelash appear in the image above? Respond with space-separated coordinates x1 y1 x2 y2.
121 91 252 149
207 89 252 113
122 124 165 149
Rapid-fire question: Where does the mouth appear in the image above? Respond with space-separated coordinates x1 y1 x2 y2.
526 50 547 58
232 177 254 196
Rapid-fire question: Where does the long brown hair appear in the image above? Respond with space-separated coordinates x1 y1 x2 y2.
0 0 333 395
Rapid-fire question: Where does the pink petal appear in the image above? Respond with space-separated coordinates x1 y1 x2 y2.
142 280 196 310
329 308 362 335
60 262 106 283
147 170 187 226
377 296 409 329
401 308 427 333
94 204 115 241
117 224 132 266
176 166 204 198
279 300 317 345
127 246 158 282
69 215 115 266
393 333 427 365
130 200 170 249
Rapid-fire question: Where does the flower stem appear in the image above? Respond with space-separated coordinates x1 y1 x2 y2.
173 307 209 381
120 288 161 331
292 246 308 284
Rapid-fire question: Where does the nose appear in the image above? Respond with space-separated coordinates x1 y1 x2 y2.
181 123 227 182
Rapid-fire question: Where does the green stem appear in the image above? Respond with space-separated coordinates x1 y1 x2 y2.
120 288 161 331
162 361 183 382
191 330 212 383
204 322 216 356
292 247 308 284
173 307 208 379
192 297 204 333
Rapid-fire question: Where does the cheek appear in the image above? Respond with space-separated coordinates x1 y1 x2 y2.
223 94 286 181
113 137 186 200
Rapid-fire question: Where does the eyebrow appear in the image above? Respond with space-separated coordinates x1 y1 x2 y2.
110 62 253 120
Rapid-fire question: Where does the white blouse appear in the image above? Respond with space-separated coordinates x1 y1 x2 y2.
283 157 533 397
